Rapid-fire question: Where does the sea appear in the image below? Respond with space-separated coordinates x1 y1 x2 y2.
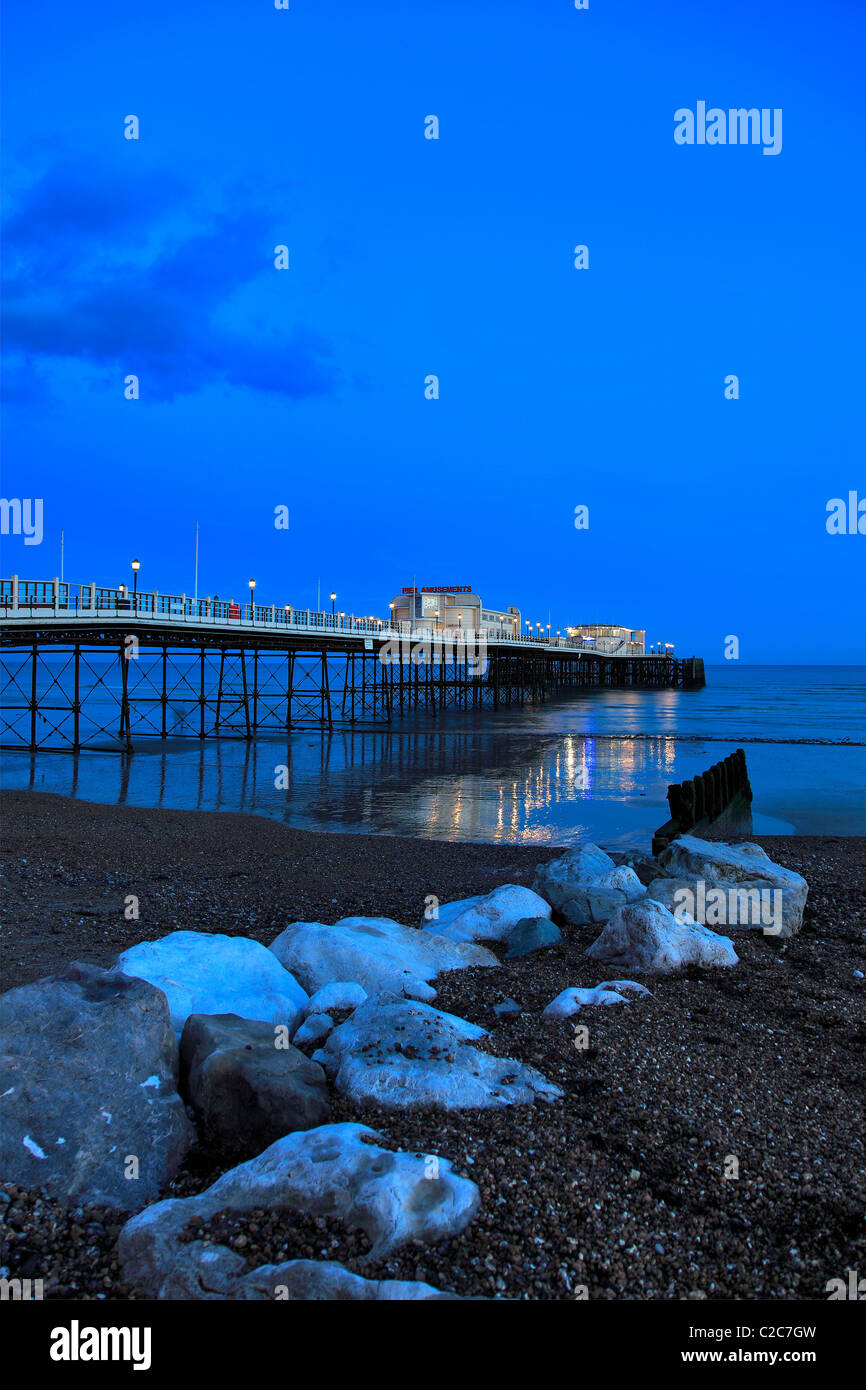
1 665 864 849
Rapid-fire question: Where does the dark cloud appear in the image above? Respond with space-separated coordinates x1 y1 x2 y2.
1 160 339 402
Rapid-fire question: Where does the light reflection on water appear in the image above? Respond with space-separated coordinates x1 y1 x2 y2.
3 667 865 846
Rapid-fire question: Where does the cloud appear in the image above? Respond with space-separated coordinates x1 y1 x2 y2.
1 159 339 402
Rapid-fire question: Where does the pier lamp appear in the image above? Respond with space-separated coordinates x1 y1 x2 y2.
389 602 395 629
330 591 337 615
340 611 345 629
249 578 256 625
131 558 140 603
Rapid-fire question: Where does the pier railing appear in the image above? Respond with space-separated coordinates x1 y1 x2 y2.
0 577 653 653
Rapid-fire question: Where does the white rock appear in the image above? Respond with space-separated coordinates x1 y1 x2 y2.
269 917 496 1002
596 979 653 997
118 1121 480 1298
305 982 368 1016
423 884 552 944
586 899 739 974
597 864 646 895
532 843 617 911
235 1260 457 1301
117 932 309 1037
532 846 646 923
292 1013 334 1047
657 836 808 936
314 996 563 1110
542 986 630 1019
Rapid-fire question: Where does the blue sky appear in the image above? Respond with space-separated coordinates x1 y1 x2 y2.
2 0 864 661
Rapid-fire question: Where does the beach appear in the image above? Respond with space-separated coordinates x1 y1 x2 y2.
1 789 865 1300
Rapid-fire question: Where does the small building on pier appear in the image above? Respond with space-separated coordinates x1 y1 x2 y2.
566 623 646 655
389 586 521 637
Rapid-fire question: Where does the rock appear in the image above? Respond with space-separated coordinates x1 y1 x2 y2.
0 962 194 1210
534 846 645 924
292 1013 334 1047
305 982 367 1016
559 885 636 927
586 899 739 974
657 836 808 936
647 874 799 938
118 932 309 1036
235 1260 456 1300
504 917 563 959
542 986 632 1019
270 917 496 1003
179 1013 329 1157
596 978 653 997
313 996 563 1110
602 849 660 887
532 843 616 912
492 997 521 1018
118 1122 480 1297
423 884 552 944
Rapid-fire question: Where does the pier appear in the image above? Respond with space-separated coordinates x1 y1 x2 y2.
1 578 705 752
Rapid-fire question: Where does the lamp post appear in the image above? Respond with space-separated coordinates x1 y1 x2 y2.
249 578 256 625
131 558 140 609
340 611 345 630
330 591 337 616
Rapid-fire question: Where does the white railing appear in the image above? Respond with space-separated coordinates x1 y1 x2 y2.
0 577 566 649
0 577 659 655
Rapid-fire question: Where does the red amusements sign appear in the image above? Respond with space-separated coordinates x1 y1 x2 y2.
401 585 472 594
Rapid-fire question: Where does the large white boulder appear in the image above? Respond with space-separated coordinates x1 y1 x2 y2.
532 847 646 925
314 996 564 1110
646 875 796 938
657 836 808 936
118 932 309 1037
269 917 496 1002
586 899 739 974
118 1122 479 1298
532 843 616 912
423 884 552 944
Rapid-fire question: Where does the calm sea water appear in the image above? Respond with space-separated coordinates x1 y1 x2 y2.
1 666 864 848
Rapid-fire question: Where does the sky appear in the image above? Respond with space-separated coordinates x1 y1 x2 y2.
1 0 864 662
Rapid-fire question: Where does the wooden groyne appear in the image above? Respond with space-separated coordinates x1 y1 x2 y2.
652 748 753 855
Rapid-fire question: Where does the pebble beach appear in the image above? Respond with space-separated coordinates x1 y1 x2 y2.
1 789 865 1301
